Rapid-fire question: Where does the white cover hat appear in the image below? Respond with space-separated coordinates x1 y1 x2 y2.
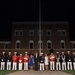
20 54 22 55
56 52 59 53
40 52 43 54
2 51 5 53
25 51 28 53
72 52 75 54
14 52 17 54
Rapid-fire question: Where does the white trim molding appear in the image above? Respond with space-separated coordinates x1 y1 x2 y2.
70 41 75 43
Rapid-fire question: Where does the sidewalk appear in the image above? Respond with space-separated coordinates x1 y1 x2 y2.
6 70 72 75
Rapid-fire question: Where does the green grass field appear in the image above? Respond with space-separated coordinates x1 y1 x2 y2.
0 70 17 75
64 70 75 75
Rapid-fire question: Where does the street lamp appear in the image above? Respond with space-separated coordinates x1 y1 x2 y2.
39 0 41 55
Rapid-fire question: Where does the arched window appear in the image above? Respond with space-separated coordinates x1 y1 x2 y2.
16 40 21 49
38 40 43 49
29 40 34 49
60 40 65 49
47 40 52 49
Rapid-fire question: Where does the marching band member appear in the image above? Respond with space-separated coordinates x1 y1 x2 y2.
72 52 75 70
44 54 49 70
66 51 72 70
49 52 55 70
12 52 18 70
39 53 44 70
23 51 29 70
55 52 61 70
6 52 12 70
18 54 23 70
61 52 66 70
0 51 6 70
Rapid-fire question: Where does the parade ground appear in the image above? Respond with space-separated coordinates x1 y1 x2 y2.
6 70 72 75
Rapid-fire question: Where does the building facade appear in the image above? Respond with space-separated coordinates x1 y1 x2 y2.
0 21 75 54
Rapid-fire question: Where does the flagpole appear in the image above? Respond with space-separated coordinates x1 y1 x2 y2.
39 0 41 55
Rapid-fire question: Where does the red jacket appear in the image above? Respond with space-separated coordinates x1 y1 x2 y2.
23 55 29 62
12 55 18 62
18 56 23 63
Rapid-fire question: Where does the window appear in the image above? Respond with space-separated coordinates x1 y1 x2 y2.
29 40 34 49
38 30 43 36
46 30 51 36
38 41 43 49
57 30 66 36
16 40 21 49
19 30 23 36
57 30 61 36
4 43 8 49
14 30 19 36
62 30 66 36
60 40 65 49
73 43 75 49
47 40 52 49
29 30 34 36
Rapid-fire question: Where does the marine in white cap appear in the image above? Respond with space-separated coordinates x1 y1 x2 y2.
66 51 72 70
39 52 44 70
23 51 29 70
12 51 18 70
0 51 6 70
6 52 12 70
61 51 66 70
18 54 23 70
49 52 55 70
72 52 75 70
56 52 61 70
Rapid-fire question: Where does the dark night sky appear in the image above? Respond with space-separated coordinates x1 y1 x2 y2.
0 0 75 41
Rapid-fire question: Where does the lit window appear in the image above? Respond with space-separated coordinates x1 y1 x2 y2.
46 30 51 36
29 40 34 49
60 40 65 49
47 40 52 49
16 40 21 49
57 30 61 36
29 30 34 36
14 30 19 36
19 30 23 36
62 30 66 36
38 30 43 36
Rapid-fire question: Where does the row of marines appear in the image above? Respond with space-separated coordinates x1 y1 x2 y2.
0 51 75 71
